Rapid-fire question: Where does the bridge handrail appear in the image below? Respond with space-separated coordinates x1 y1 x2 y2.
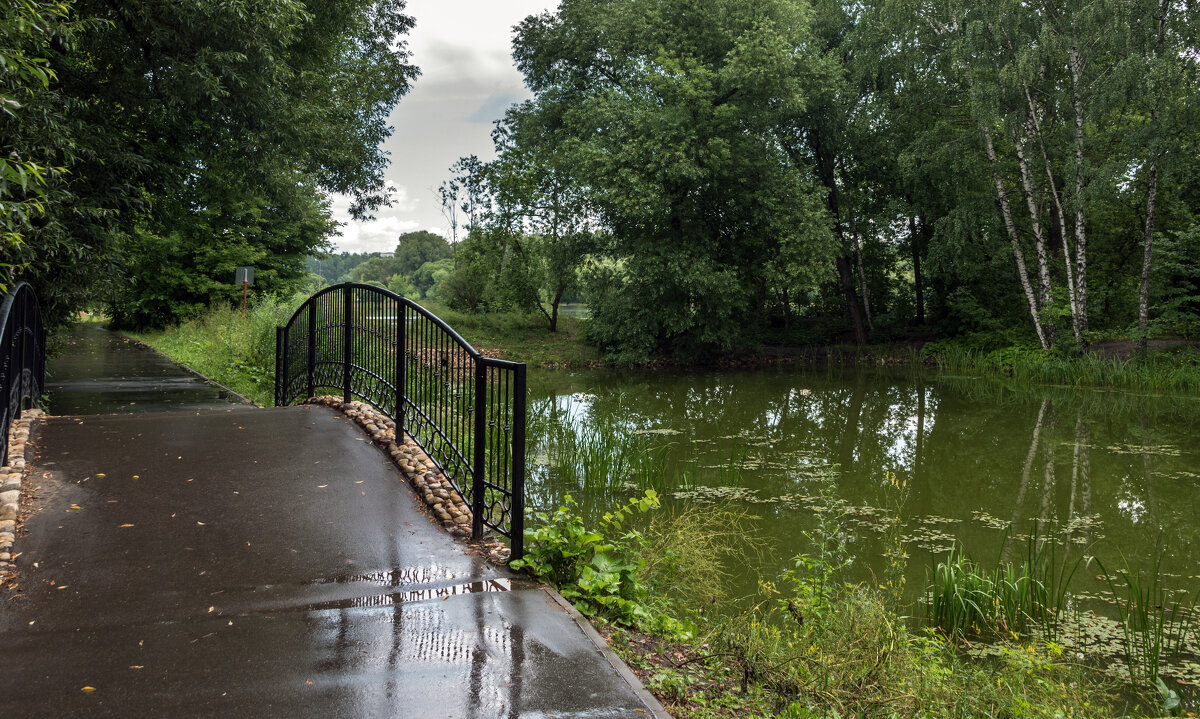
0 282 46 467
275 283 526 559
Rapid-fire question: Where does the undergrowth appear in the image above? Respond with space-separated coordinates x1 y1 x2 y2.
551 478 1142 718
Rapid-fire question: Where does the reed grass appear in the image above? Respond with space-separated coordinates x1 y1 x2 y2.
926 531 1084 642
531 403 673 494
924 342 1200 393
1097 541 1200 687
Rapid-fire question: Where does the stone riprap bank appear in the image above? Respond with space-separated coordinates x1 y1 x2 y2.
304 396 508 561
0 409 40 568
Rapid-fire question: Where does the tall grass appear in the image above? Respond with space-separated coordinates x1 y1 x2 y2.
1098 542 1200 686
532 403 673 496
926 532 1084 642
924 342 1200 393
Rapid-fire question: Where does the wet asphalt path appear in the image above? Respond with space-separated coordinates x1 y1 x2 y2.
45 325 251 415
0 327 662 717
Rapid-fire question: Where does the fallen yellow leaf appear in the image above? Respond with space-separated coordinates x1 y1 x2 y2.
119 524 134 528
81 686 96 693
96 473 106 478
317 485 328 488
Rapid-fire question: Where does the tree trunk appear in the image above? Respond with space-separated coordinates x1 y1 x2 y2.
837 254 868 345
1138 2 1169 356
1068 44 1089 333
1138 151 1159 356
1024 84 1083 346
1012 119 1058 343
910 216 925 325
549 286 564 332
980 118 1050 349
781 286 791 340
839 160 873 331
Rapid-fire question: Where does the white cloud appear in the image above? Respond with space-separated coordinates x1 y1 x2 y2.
325 0 558 252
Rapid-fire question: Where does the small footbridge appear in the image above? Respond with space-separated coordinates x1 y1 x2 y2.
274 282 526 557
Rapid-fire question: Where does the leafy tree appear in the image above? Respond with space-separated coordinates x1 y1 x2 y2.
306 252 378 284
488 100 597 331
412 258 453 299
350 255 402 285
393 230 452 275
9 0 418 327
511 0 838 359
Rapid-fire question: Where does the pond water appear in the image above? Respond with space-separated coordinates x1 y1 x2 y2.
525 367 1200 680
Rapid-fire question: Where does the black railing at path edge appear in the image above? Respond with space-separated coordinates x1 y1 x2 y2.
0 282 46 466
274 283 525 560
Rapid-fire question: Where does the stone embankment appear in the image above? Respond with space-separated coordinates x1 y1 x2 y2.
305 396 509 561
1 409 41 568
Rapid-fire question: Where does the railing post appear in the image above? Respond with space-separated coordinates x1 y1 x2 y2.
306 302 316 399
396 298 405 436
510 364 526 561
472 360 486 541
343 284 352 404
274 326 284 406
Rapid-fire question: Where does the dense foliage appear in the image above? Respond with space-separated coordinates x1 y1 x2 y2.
435 0 1199 361
3 0 418 326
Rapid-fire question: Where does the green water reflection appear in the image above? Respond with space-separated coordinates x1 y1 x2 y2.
526 368 1200 605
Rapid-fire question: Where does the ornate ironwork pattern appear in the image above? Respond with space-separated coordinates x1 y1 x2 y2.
276 283 526 558
0 282 46 465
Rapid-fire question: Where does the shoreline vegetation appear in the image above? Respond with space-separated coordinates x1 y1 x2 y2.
120 295 1200 409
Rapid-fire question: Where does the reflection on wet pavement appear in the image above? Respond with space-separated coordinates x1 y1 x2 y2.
46 325 247 415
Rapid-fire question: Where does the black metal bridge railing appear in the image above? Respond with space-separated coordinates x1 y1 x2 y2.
1 282 46 465
274 283 526 559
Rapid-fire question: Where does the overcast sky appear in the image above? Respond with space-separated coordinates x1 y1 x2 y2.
329 0 559 254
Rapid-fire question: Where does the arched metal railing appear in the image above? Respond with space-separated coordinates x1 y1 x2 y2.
275 283 525 558
1 282 46 466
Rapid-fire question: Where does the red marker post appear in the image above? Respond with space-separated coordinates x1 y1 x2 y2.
235 267 254 318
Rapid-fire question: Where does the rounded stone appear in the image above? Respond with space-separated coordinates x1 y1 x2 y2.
0 506 15 521
0 520 16 533
453 514 471 525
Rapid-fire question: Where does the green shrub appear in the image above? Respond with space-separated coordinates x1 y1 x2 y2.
511 491 662 628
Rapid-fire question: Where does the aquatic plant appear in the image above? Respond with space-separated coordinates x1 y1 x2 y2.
1097 541 1200 688
926 531 1085 642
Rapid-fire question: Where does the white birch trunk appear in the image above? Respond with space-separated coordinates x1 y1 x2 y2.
983 124 1050 349
1013 119 1057 344
1069 44 1090 334
1024 85 1083 346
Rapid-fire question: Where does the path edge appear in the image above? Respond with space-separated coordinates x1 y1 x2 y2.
542 586 674 719
117 331 258 407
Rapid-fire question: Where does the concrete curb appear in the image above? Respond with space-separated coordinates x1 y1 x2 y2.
542 586 674 719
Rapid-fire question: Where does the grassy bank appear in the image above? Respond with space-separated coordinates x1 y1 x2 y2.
514 481 1193 718
126 290 1199 398
922 342 1200 394
414 299 600 367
